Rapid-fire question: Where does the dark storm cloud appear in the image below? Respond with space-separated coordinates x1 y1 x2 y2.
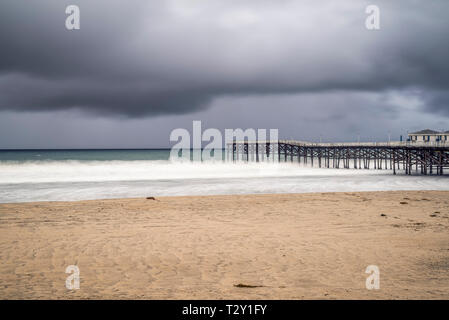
1 0 449 117
420 91 449 116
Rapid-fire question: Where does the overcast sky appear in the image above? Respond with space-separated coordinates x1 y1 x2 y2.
1 0 448 148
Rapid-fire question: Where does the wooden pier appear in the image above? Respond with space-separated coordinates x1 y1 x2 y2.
227 140 449 175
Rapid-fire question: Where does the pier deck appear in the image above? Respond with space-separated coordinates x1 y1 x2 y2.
227 140 449 175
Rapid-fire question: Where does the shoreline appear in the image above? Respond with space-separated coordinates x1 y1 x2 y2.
1 188 449 205
1 190 449 299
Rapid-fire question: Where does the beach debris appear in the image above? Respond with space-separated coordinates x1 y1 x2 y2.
399 201 408 205
234 283 264 288
146 197 157 200
380 214 387 217
430 214 437 217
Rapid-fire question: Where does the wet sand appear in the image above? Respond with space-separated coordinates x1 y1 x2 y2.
1 191 449 299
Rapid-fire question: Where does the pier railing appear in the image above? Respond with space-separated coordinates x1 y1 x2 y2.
231 140 449 148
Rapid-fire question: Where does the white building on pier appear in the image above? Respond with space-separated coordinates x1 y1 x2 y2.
408 129 448 143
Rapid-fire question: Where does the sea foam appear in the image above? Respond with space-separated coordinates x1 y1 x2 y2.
0 160 448 203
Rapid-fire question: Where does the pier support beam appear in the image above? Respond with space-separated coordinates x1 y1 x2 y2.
231 141 448 176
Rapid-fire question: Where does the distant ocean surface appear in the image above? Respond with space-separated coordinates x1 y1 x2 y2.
0 149 448 203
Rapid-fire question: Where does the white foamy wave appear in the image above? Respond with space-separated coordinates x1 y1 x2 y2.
0 160 385 184
0 160 448 203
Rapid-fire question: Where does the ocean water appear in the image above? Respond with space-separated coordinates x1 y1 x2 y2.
0 149 448 203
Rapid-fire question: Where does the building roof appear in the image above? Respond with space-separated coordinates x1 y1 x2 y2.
409 129 440 135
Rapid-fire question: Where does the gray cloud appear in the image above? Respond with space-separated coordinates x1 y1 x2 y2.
421 90 449 116
0 0 449 118
1 90 445 149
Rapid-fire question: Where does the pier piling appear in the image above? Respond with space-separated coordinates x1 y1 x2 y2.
228 140 449 175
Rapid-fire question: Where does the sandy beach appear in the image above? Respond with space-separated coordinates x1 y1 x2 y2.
1 190 449 299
